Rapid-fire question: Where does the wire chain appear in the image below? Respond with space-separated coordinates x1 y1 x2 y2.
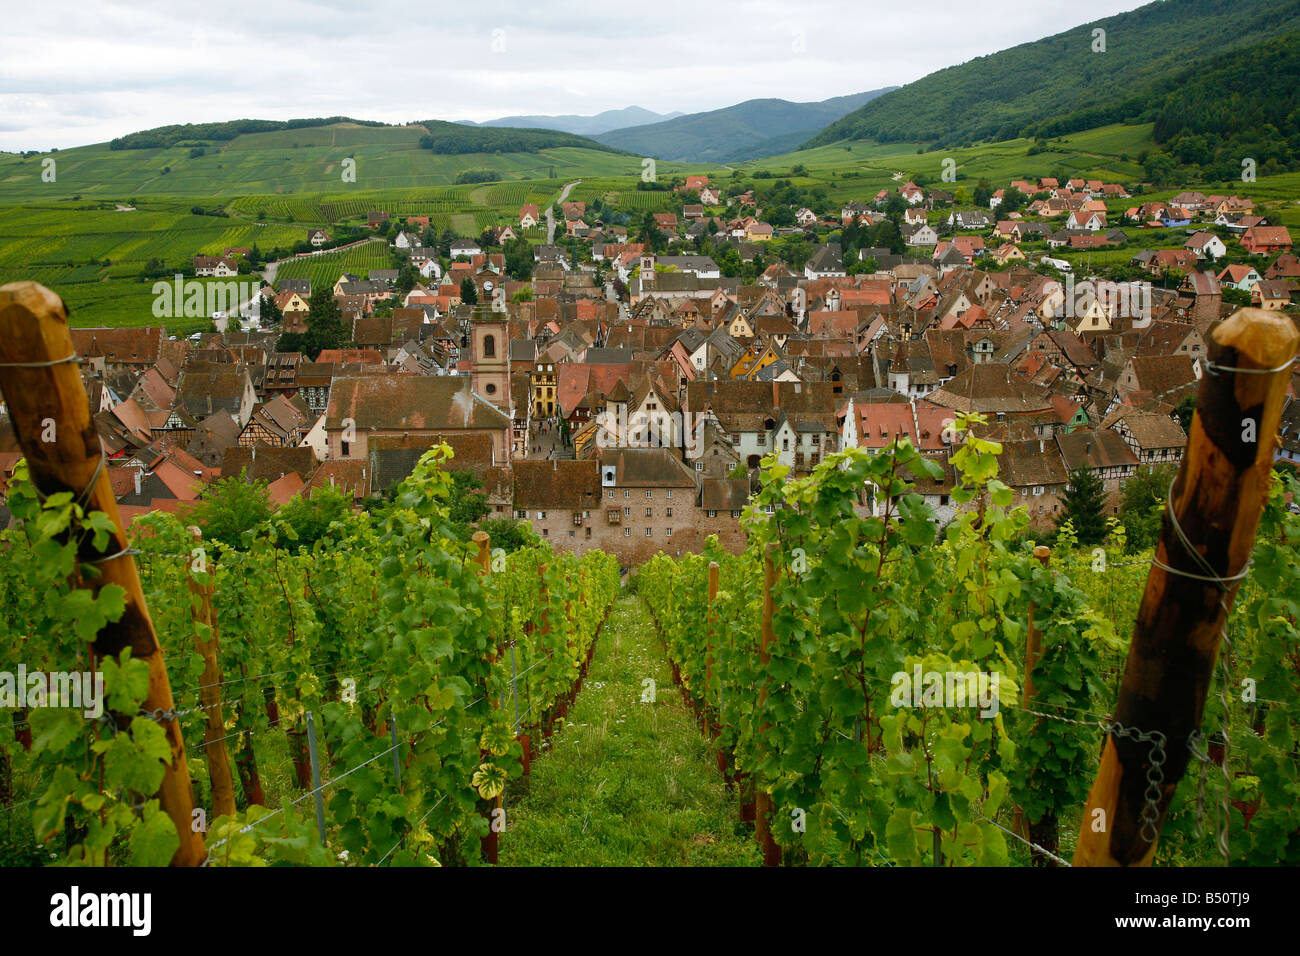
1103 719 1167 847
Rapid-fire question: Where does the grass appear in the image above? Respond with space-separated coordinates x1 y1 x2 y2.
498 594 759 866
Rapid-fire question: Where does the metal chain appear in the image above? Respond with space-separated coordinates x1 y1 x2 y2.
1102 719 1167 846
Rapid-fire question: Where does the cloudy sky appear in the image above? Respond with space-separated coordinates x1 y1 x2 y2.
0 0 1143 152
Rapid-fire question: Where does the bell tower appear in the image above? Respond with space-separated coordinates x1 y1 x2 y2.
469 305 511 412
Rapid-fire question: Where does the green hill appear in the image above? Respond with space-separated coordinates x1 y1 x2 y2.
0 122 644 201
593 90 896 162
804 0 1300 149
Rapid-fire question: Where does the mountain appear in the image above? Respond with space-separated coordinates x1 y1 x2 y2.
804 0 1300 150
592 90 896 163
459 106 683 137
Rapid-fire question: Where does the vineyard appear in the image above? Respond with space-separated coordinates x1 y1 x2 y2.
0 286 1296 869
0 448 619 866
272 240 397 290
638 419 1300 866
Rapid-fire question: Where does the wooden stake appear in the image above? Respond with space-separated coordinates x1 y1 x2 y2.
1074 308 1298 867
0 281 205 865
470 530 501 864
188 527 236 820
1017 545 1059 863
755 542 782 867
706 560 718 710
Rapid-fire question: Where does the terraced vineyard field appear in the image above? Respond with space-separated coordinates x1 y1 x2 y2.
273 240 396 289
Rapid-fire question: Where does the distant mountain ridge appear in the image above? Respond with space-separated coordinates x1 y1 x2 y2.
803 0 1300 149
592 89 897 163
458 106 684 137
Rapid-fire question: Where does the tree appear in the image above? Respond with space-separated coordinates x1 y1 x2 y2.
259 289 283 325
478 515 539 552
395 262 419 297
1056 467 1108 546
441 470 490 541
274 485 354 550
191 472 272 549
460 276 478 305
504 237 533 280
636 211 665 252
974 178 992 208
303 286 348 359
1119 464 1177 553
1174 394 1198 434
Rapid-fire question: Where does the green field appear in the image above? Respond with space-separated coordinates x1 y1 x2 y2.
273 241 397 290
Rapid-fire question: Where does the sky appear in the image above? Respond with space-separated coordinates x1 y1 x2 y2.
0 0 1144 152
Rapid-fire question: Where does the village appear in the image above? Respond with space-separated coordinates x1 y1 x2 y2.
10 171 1298 567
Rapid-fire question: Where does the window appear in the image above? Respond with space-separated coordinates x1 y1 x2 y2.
585 527 591 539
732 510 742 518
624 490 630 499
1033 486 1044 496
708 510 717 518
341 439 350 456
624 528 631 537
666 490 672 499
515 510 527 519
536 511 546 520
665 508 673 518
486 383 497 395
608 490 614 499
757 434 766 446
695 462 703 471
542 529 548 537
483 334 496 358
645 528 652 537
623 507 630 516
646 490 653 499
645 508 653 518
764 504 775 515
568 530 575 538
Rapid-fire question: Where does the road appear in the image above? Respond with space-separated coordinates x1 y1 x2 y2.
546 180 581 244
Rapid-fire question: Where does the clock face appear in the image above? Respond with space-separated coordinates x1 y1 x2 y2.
483 281 494 292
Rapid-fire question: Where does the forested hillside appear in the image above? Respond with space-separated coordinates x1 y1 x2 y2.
803 0 1300 149
1030 31 1300 182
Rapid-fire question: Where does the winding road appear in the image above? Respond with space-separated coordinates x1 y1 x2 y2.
546 180 582 244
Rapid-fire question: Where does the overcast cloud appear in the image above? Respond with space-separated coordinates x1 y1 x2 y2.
0 0 1142 152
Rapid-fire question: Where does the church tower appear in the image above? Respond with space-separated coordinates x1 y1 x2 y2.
469 305 511 412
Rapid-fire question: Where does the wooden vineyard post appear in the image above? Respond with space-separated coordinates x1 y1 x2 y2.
1074 308 1298 867
188 527 236 820
755 542 782 867
471 530 502 864
0 281 205 866
1016 545 1057 863
706 561 719 738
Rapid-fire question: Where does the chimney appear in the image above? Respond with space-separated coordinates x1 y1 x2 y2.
133 469 142 496
1039 439 1045 453
252 446 257 461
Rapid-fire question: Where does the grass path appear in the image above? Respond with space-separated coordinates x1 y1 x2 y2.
498 594 759 866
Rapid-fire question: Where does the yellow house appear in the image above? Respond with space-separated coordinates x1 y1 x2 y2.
993 243 1025 266
731 343 781 380
530 361 557 416
728 313 755 338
